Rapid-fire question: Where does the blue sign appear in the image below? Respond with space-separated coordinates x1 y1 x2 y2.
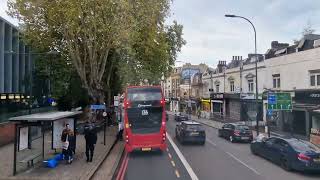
267 94 276 105
267 110 273 116
90 105 106 110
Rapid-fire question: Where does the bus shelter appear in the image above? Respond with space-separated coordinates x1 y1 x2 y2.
9 111 82 175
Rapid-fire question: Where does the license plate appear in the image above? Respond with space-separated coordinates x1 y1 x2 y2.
190 132 199 136
241 137 249 140
313 158 320 162
141 147 151 151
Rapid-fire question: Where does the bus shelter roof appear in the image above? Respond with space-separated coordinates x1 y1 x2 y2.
9 111 82 122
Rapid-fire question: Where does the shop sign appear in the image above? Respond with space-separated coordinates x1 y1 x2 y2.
201 99 211 103
295 90 320 104
210 93 224 100
310 128 320 146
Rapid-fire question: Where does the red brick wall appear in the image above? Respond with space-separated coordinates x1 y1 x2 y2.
0 122 15 147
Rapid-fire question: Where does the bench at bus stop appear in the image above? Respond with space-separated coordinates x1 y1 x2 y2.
9 111 82 175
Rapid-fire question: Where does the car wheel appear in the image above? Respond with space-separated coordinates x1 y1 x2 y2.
200 141 205 145
229 136 234 143
280 158 292 171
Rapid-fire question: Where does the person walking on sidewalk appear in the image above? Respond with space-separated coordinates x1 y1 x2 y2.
84 121 97 162
117 120 124 141
61 124 70 162
197 109 201 119
66 130 76 164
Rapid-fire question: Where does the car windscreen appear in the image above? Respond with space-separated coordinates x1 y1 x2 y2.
235 125 250 130
288 139 320 152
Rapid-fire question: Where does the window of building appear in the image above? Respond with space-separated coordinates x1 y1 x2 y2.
310 73 320 87
230 81 235 92
216 85 220 93
248 79 254 92
272 74 281 89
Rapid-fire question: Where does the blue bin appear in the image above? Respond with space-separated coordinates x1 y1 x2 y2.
54 154 63 161
43 159 58 168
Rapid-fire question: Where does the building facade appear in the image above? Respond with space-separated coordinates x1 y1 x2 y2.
0 16 34 123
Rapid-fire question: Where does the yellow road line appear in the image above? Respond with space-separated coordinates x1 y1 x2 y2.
171 160 176 167
175 169 180 178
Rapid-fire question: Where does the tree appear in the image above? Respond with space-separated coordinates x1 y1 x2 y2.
293 21 315 45
8 0 133 103
8 0 186 103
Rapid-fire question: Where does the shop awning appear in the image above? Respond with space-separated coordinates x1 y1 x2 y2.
313 109 320 113
201 99 210 103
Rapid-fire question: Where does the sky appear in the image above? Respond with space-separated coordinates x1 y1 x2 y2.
1 0 320 67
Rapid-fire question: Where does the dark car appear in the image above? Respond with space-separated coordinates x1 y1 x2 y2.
251 136 320 172
174 113 189 121
166 112 169 121
175 121 206 145
218 123 253 143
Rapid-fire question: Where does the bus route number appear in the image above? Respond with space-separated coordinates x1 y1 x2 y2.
141 109 149 116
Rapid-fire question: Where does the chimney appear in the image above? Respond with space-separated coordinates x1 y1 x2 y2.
217 61 226 73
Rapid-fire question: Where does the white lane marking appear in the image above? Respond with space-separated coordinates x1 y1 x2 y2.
175 169 181 178
226 151 260 175
171 160 176 167
167 133 199 180
206 139 217 146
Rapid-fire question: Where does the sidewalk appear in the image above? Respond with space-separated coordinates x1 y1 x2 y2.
0 126 118 180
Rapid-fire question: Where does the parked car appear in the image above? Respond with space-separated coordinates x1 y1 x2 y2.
166 112 169 121
251 136 320 172
218 123 253 143
175 121 205 145
174 113 189 121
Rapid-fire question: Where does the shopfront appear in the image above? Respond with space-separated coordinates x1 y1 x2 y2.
289 90 320 137
170 97 180 112
201 98 211 119
210 93 224 116
224 93 241 121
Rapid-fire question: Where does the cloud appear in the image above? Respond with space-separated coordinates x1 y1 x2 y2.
167 0 320 66
2 0 319 67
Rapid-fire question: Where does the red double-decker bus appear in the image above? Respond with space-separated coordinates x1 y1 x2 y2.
123 86 167 152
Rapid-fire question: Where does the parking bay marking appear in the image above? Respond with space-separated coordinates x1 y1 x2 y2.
226 151 260 175
167 133 199 180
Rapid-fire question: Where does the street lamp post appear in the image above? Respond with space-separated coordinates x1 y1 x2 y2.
225 14 259 135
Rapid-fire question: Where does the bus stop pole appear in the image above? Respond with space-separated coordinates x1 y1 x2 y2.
42 123 45 160
13 123 17 176
104 117 106 146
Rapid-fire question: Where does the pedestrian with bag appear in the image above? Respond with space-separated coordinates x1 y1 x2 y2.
84 121 97 162
61 124 70 162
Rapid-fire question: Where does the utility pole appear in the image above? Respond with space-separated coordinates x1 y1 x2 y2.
225 14 259 135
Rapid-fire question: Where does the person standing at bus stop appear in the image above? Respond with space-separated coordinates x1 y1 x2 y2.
84 121 97 162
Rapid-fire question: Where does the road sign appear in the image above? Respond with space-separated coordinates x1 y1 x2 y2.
267 92 292 111
90 104 106 110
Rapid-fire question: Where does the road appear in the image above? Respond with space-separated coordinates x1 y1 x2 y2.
123 114 320 180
